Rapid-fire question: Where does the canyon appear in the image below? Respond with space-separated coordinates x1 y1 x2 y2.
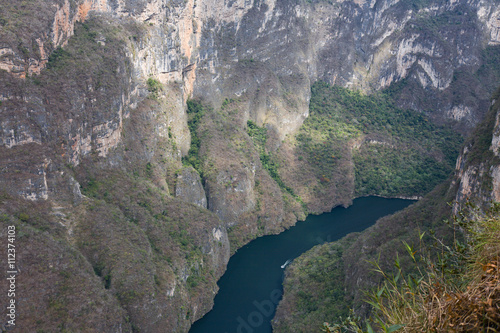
0 0 499 331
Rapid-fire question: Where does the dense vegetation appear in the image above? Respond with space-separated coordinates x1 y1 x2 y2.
146 77 163 99
277 88 500 333
247 120 298 198
296 82 462 197
182 99 207 175
273 234 358 332
2 0 499 331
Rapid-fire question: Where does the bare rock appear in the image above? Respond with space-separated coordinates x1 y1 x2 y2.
175 166 207 209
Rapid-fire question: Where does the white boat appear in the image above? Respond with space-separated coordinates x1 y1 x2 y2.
281 259 291 269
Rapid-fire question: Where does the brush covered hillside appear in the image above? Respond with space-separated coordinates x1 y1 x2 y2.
273 88 500 333
0 0 500 331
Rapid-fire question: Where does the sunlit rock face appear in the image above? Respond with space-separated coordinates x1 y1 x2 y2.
2 0 499 144
1 0 498 174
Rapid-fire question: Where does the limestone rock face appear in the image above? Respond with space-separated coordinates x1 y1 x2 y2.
453 91 500 215
1 0 499 204
2 0 499 141
175 166 207 208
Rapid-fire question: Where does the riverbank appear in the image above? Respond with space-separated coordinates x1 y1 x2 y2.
273 181 454 332
190 197 414 333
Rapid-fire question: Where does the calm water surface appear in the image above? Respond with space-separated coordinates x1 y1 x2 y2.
189 196 414 333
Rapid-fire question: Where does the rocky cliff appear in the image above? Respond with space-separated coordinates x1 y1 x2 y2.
0 0 499 331
453 88 500 214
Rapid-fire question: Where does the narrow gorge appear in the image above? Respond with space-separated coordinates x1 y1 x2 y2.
0 0 499 331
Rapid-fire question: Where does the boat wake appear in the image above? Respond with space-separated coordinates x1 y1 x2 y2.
281 259 292 269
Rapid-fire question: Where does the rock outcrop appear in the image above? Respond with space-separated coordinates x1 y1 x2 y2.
175 166 207 208
453 89 500 214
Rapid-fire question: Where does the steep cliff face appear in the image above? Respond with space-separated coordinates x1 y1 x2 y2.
192 0 500 135
453 88 500 214
2 0 499 218
0 0 499 331
0 13 230 331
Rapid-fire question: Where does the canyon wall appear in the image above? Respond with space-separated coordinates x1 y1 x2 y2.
0 0 499 331
453 88 500 213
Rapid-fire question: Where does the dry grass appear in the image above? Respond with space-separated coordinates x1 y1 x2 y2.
425 211 500 332
426 259 500 332
381 212 500 333
324 209 500 333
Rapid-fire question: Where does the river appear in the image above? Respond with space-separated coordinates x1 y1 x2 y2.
189 196 414 333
